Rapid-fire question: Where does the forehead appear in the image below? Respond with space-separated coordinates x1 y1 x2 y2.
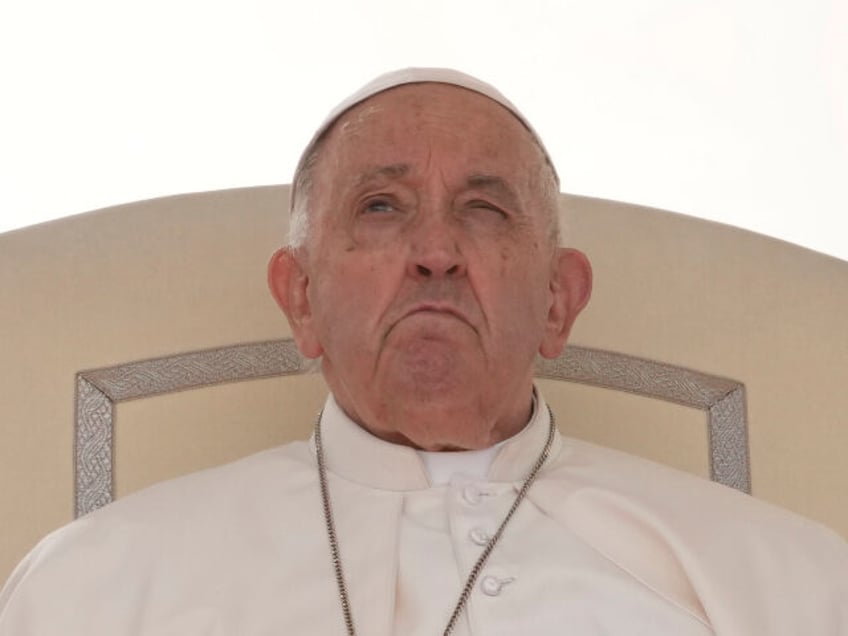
319 83 545 180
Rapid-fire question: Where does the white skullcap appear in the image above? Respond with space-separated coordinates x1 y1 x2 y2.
293 67 558 186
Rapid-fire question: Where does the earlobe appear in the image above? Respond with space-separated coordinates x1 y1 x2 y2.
267 247 324 358
538 248 593 359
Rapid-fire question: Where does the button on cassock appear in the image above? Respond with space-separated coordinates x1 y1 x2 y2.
462 484 483 505
468 527 491 546
480 575 514 596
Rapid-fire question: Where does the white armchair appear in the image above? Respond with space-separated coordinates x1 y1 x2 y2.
2 185 845 582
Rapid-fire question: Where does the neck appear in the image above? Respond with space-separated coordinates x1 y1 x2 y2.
328 385 537 451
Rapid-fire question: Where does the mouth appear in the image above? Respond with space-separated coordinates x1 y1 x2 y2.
382 299 479 345
403 303 471 325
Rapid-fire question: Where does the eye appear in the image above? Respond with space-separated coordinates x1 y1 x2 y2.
466 199 508 219
361 197 397 215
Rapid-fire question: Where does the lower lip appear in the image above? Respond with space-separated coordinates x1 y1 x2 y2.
408 309 463 321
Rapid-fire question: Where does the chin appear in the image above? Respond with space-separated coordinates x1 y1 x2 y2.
400 417 495 451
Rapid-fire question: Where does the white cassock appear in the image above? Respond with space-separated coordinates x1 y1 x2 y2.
1 392 847 635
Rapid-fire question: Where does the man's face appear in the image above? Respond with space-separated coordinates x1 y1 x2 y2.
270 84 590 450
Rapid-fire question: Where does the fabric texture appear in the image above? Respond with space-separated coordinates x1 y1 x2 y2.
1 392 847 635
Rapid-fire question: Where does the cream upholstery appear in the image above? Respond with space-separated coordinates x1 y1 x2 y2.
1 185 846 582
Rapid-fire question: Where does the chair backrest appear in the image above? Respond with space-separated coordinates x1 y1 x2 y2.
2 185 846 582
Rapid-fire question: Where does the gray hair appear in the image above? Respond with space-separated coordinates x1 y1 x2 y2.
288 143 322 249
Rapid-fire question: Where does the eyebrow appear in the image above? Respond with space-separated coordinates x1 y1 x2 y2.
354 163 410 187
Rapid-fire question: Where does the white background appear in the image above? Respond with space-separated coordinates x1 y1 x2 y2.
2 0 846 259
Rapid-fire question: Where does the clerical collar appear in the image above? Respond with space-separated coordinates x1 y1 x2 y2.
416 392 539 486
313 389 562 491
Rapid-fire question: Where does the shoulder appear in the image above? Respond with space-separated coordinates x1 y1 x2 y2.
0 440 322 631
542 434 844 541
532 435 848 632
58 439 318 530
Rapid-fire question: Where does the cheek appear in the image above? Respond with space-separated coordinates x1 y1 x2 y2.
309 253 399 331
352 222 408 250
491 256 551 328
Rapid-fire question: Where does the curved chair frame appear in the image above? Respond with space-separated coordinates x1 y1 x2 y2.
75 339 749 517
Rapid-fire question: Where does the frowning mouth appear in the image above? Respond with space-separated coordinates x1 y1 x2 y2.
383 303 478 344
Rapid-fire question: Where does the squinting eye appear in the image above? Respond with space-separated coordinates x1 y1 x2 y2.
468 200 508 219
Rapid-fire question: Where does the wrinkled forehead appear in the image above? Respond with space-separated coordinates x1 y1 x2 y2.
293 67 557 185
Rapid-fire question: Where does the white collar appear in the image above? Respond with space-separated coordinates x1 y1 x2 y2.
416 392 539 485
312 390 563 490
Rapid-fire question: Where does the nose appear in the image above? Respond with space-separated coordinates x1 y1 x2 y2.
407 214 467 279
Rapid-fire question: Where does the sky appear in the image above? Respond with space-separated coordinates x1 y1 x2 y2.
2 0 846 260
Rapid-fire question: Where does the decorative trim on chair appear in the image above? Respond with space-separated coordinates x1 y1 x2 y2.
74 375 116 517
534 346 750 493
75 339 750 517
74 340 308 517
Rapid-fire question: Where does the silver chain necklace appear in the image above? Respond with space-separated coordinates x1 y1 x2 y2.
314 407 556 636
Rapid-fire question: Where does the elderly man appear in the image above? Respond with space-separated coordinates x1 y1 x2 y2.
1 68 847 635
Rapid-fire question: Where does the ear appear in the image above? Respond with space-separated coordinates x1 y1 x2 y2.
267 247 324 359
539 247 593 359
